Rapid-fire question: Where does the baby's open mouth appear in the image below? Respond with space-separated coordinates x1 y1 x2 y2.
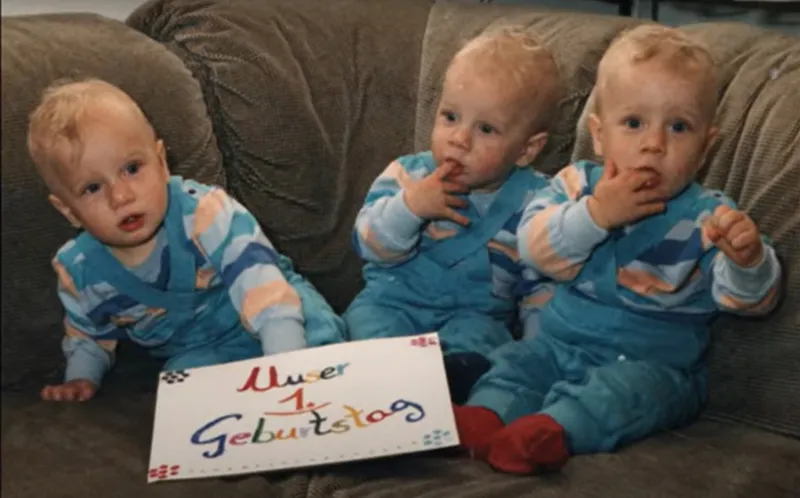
443 158 466 178
636 166 661 189
119 214 144 232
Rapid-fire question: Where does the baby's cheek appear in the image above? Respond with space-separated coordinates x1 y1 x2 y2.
674 164 697 186
481 145 510 171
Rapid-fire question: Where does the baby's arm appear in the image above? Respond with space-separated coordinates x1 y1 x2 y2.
705 225 782 316
192 188 306 355
42 261 117 402
352 157 427 266
710 244 782 315
518 164 608 281
695 197 783 315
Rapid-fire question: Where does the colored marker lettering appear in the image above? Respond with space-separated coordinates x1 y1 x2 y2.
263 387 331 416
190 398 426 459
236 363 350 393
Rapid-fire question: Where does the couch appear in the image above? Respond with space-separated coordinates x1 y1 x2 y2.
2 0 798 496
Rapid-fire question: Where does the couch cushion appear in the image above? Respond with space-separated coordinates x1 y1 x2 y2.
3 387 798 497
1 390 311 498
414 2 642 176
572 22 800 438
306 419 800 497
321 420 800 497
0 14 224 389
127 0 434 312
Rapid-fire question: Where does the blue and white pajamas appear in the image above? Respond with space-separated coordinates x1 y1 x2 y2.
344 151 554 402
467 160 782 454
52 176 345 387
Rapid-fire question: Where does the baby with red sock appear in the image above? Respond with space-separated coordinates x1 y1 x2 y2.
451 25 783 474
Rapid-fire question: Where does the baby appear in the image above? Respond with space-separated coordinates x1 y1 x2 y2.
453 25 783 473
28 78 346 402
344 27 561 404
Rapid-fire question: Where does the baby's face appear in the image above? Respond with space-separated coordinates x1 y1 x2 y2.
590 59 716 200
49 102 169 260
430 59 543 193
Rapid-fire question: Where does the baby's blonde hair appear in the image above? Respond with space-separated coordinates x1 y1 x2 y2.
27 77 152 192
450 25 562 132
595 25 718 117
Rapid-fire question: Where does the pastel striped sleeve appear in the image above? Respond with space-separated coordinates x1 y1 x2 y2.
707 214 783 316
694 198 783 316
352 155 426 266
52 257 116 387
191 188 306 355
710 244 782 315
518 163 608 281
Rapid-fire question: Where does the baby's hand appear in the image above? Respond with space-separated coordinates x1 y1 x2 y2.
41 379 97 402
586 159 666 229
403 160 470 226
703 205 764 268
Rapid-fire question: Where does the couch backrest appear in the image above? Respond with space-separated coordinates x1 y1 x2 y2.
571 22 800 437
134 0 798 437
127 0 434 312
0 13 222 388
2 0 797 439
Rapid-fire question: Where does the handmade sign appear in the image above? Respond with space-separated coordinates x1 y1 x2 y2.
147 333 459 482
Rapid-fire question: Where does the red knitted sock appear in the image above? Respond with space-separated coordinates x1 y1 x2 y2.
452 405 505 459
484 414 570 474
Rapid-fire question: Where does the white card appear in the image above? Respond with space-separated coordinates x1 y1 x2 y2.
147 332 459 482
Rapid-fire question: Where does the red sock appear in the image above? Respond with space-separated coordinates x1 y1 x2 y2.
452 405 505 459
484 414 570 474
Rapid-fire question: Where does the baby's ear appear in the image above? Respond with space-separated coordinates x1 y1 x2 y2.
49 194 82 229
156 139 169 175
699 126 718 165
515 131 548 167
588 113 604 158
705 126 718 150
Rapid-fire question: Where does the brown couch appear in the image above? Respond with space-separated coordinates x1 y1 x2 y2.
2 0 799 497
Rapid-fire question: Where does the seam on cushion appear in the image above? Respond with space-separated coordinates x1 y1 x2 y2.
168 34 325 219
131 7 320 218
413 1 438 153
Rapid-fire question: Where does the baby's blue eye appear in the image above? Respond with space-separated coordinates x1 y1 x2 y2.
442 111 457 123
670 121 689 133
624 118 641 129
478 123 495 134
83 184 100 195
124 162 140 175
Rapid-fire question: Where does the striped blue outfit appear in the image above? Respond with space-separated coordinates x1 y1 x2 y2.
52 176 345 387
344 151 554 402
466 160 783 454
